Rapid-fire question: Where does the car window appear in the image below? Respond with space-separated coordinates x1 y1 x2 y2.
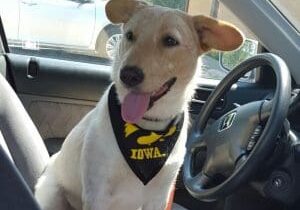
0 0 115 64
270 0 300 32
189 0 259 82
0 0 258 82
0 0 188 65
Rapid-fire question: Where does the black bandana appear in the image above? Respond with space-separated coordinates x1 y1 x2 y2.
108 85 184 185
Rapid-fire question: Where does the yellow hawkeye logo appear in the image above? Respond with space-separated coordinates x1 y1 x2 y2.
125 123 177 145
124 123 177 160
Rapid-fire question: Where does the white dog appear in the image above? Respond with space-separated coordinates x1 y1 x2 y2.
35 0 243 210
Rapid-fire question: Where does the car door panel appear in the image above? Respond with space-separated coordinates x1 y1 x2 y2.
7 53 111 100
19 94 95 140
6 53 111 152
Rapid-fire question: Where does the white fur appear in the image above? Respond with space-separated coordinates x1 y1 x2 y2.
35 86 189 210
35 1 243 210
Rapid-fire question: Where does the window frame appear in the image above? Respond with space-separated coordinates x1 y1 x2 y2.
0 17 9 53
184 0 191 12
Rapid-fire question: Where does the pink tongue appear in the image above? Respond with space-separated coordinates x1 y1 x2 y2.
121 92 151 124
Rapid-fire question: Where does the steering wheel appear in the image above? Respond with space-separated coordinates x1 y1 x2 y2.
183 53 291 201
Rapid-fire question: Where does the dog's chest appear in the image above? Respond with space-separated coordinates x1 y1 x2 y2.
81 130 185 209
79 89 187 208
85 130 185 209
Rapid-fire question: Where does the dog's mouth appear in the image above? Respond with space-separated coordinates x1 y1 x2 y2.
121 77 177 124
149 77 177 108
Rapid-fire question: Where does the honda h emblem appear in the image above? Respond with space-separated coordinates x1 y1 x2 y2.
218 112 236 132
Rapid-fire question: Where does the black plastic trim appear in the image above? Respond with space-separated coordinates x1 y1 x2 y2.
0 17 9 53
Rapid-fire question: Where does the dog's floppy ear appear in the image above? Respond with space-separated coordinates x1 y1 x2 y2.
193 15 244 52
106 0 148 24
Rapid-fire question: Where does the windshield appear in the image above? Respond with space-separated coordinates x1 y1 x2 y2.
270 0 300 32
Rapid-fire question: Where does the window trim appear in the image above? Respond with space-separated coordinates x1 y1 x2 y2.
0 17 9 53
268 0 300 33
0 37 3 54
185 0 191 12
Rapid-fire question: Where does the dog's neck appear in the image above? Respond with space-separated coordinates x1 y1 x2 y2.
137 117 175 131
113 80 195 131
135 95 188 131
136 88 194 131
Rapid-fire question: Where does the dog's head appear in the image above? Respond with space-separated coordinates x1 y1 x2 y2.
106 0 243 124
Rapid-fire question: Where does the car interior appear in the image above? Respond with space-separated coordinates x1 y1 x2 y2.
0 0 299 210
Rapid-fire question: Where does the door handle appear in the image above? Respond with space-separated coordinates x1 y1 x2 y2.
21 0 37 6
27 58 39 79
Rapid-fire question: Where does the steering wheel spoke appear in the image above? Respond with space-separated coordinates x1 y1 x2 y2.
186 136 206 152
186 131 207 153
260 99 273 122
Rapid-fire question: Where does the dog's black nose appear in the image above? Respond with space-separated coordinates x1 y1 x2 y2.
120 66 144 87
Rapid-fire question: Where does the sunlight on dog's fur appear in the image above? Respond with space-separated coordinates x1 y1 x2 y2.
108 0 243 129
34 0 243 210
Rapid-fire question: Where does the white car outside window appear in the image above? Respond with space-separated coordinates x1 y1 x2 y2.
0 0 120 59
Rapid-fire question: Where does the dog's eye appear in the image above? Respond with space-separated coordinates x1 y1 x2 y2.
163 36 179 47
125 31 134 42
